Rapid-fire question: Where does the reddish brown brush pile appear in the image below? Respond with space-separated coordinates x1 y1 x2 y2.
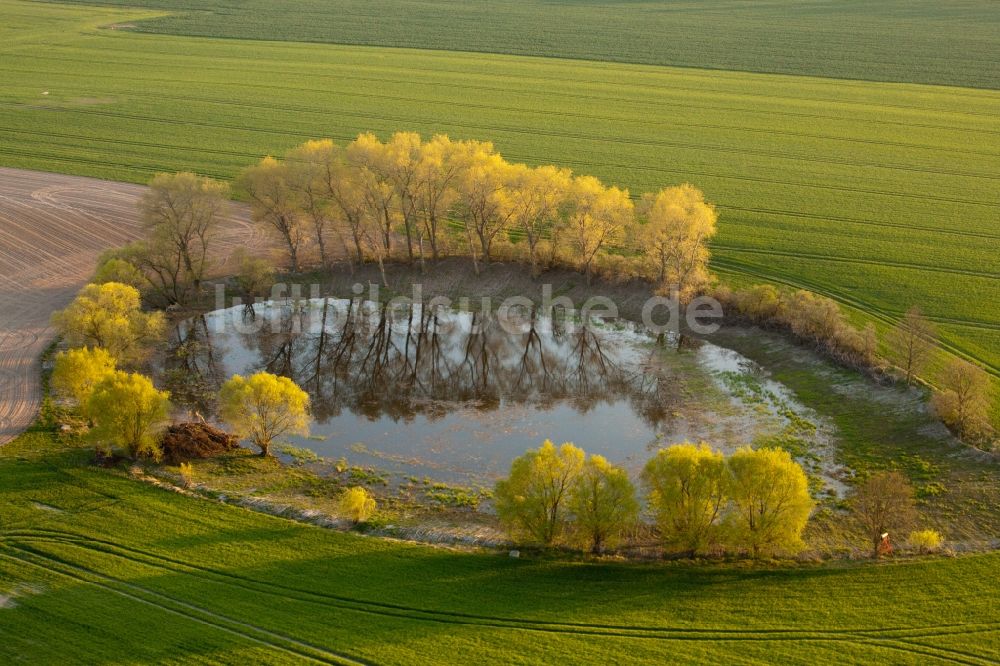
160 422 239 464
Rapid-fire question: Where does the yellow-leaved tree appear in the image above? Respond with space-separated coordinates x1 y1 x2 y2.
503 163 571 276
381 131 425 264
52 282 164 363
494 440 585 546
87 370 172 459
51 347 117 411
562 176 632 282
643 442 728 556
339 486 377 524
347 132 397 256
309 140 368 266
726 447 813 557
454 141 514 270
237 156 307 272
640 184 717 303
284 140 339 268
218 372 310 456
92 255 145 290
414 134 464 261
567 454 638 553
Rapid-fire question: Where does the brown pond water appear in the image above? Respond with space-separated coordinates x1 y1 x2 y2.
163 299 845 492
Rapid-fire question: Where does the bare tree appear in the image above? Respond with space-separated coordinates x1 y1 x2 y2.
932 358 995 442
138 172 229 302
850 471 917 558
888 306 937 385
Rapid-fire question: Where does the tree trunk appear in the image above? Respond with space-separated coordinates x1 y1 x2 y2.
353 235 364 264
465 227 480 275
316 230 328 268
376 255 388 287
480 234 491 263
428 221 440 260
403 220 415 263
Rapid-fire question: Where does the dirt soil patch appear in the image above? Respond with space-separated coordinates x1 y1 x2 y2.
161 421 239 464
0 167 269 445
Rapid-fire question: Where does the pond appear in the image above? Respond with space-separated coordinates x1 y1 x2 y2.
162 299 845 493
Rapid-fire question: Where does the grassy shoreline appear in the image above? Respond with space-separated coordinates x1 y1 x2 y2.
146 260 1000 552
3 407 999 662
1 269 995 662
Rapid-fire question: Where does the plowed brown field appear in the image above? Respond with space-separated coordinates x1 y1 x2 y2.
0 167 264 444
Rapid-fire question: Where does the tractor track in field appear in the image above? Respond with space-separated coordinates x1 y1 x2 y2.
0 167 271 446
710 260 1000 377
23 44 1000 127
5 77 999 181
19 49 1000 142
711 245 1000 281
1 529 997 664
6 98 1000 202
0 546 366 665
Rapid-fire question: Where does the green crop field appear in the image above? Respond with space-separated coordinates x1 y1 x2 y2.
1 0 998 388
2 427 999 664
39 0 1000 89
2 3 999 661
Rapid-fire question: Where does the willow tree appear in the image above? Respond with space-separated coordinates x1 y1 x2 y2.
504 163 571 276
218 372 311 457
87 370 171 460
454 142 514 271
92 254 145 291
494 440 585 546
414 134 464 261
726 447 813 557
563 176 633 282
643 442 728 556
237 156 307 272
230 247 276 308
568 454 638 553
381 132 425 263
139 172 229 298
113 238 189 306
51 346 117 410
339 486 377 524
52 282 165 364
347 133 397 254
640 183 717 302
358 203 392 287
309 141 368 265
285 140 338 268
932 358 994 442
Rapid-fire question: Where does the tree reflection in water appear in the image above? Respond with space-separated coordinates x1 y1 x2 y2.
162 300 705 480
165 299 684 430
